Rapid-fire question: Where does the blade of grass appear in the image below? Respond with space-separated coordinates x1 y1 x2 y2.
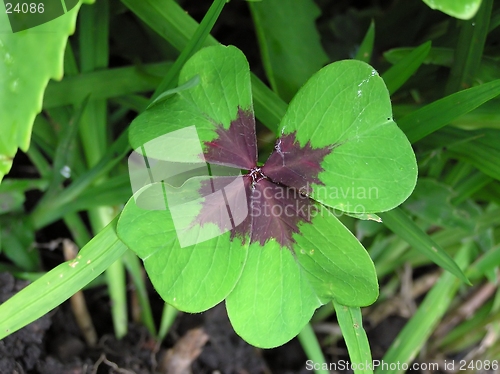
379 207 470 284
333 301 373 374
157 303 179 342
445 0 493 94
150 0 227 101
397 79 500 143
251 75 287 132
381 41 431 95
375 206 500 279
79 0 128 339
297 323 329 374
0 218 127 340
43 62 171 108
249 0 328 102
421 127 500 181
45 96 89 196
451 171 493 204
120 0 218 53
122 249 156 336
30 129 131 229
375 243 472 374
25 143 51 180
354 20 375 63
443 161 474 186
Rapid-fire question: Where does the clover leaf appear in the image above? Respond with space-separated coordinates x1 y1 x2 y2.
117 45 417 348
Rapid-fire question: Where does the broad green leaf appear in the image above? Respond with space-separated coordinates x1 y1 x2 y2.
225 204 378 348
379 207 470 284
294 206 378 307
128 45 253 162
0 0 93 183
333 301 373 374
382 41 431 95
226 240 320 348
0 218 127 339
422 0 482 20
249 0 328 102
278 60 417 213
118 181 249 312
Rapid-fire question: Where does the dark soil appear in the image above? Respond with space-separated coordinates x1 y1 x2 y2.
0 272 309 374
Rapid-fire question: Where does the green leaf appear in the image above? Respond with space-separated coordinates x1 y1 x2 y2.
0 0 92 183
128 45 252 157
294 206 379 307
117 182 249 312
249 0 328 102
333 301 373 374
226 240 320 348
379 207 471 284
382 41 431 95
0 218 127 339
278 60 417 213
224 204 379 348
422 0 482 20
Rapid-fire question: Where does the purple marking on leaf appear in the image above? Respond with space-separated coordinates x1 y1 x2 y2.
246 178 317 248
196 173 317 249
262 132 333 195
203 108 257 170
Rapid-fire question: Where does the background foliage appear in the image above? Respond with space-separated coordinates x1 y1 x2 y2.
1 0 500 372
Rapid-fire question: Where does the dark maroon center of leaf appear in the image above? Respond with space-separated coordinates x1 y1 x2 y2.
198 108 333 248
262 133 334 195
202 108 257 170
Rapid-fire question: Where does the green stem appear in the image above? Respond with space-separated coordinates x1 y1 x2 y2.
158 303 179 342
298 323 329 374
